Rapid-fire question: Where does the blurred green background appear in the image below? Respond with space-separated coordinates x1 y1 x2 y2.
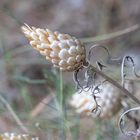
0 0 140 139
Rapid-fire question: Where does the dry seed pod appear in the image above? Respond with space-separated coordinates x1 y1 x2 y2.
70 82 123 119
0 133 39 140
21 24 86 71
70 91 97 115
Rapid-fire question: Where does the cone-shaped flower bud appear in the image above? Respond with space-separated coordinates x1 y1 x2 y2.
21 24 86 71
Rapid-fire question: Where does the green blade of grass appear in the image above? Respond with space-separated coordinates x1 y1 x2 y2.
12 75 47 84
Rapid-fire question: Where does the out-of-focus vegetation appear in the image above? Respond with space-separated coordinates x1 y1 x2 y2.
0 0 140 139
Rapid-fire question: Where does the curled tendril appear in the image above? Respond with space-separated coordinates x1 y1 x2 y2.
73 64 100 91
118 107 140 137
121 56 140 86
87 44 122 65
90 81 107 116
85 65 97 88
73 68 83 90
87 44 110 63
74 44 120 91
90 85 101 114
73 44 140 128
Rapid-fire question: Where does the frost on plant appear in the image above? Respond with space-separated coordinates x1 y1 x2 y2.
21 24 140 138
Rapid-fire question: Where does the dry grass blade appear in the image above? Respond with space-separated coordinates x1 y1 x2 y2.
30 94 54 118
81 24 140 43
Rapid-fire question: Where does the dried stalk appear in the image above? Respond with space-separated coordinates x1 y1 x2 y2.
30 95 54 118
81 24 139 43
89 65 140 105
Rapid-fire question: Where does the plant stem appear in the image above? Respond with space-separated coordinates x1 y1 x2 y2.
59 70 63 109
80 24 139 43
91 65 140 105
59 70 66 140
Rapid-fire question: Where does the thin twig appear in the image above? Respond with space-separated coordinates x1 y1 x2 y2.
80 24 139 43
30 94 54 118
87 65 140 105
0 93 29 133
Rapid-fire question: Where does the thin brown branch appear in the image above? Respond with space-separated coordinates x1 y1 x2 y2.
30 94 54 118
90 65 140 105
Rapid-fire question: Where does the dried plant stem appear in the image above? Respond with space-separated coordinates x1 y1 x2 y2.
90 65 140 105
30 94 54 118
0 94 29 133
81 24 139 43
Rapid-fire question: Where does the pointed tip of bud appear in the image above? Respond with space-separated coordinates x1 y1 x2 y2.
21 23 31 32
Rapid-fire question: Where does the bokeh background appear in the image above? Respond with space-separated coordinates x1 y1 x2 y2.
0 0 140 139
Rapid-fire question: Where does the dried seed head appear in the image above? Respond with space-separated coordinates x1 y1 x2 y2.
0 133 39 140
21 24 86 71
70 91 97 115
96 82 123 119
70 82 123 119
